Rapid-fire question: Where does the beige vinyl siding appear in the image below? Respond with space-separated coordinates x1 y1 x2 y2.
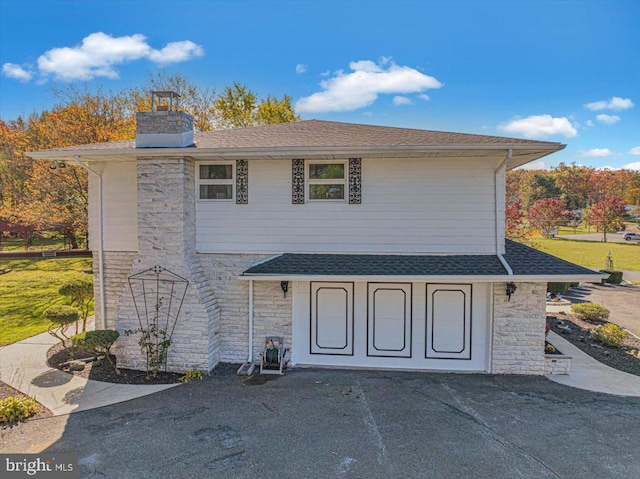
88 161 138 252
196 157 502 254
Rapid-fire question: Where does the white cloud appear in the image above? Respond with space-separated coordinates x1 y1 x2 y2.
320 70 330 76
295 58 443 113
596 114 620 125
623 162 640 171
630 146 640 155
295 63 308 74
497 115 577 139
579 148 614 158
516 160 546 170
1 63 33 82
6 32 204 82
393 95 413 106
418 93 430 101
596 166 618 171
584 96 634 111
585 120 594 127
148 40 204 65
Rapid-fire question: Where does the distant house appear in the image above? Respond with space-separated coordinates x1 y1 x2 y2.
27 92 601 375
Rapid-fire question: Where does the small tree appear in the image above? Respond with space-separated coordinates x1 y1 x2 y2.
59 277 93 333
44 305 79 346
585 196 626 242
71 330 120 373
528 198 570 238
505 199 533 244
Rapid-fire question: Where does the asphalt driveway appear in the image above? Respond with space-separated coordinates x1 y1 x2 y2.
2 366 640 478
564 283 640 337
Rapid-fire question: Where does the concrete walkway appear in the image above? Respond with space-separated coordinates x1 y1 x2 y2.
547 331 640 397
0 331 179 416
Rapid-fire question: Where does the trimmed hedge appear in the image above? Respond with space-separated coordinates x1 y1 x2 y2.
43 305 79 325
592 323 627 347
547 282 580 295
571 303 610 323
600 270 623 284
71 330 119 356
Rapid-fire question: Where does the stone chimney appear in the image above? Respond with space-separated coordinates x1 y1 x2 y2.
135 91 194 148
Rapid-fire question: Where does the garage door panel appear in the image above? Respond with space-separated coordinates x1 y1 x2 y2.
367 283 412 358
426 284 471 360
311 282 354 355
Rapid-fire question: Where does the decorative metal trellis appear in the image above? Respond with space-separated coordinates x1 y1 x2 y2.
127 266 190 367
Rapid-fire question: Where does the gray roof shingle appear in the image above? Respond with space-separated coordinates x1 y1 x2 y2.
243 240 600 278
35 119 562 153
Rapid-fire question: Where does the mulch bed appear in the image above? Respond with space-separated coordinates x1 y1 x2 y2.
0 382 52 426
46 343 182 385
549 313 640 376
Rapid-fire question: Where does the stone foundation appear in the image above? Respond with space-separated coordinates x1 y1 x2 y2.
491 282 547 375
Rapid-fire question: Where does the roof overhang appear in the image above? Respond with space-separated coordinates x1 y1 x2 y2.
239 273 604 283
25 144 564 170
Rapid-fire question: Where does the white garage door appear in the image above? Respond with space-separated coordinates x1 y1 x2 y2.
293 281 489 372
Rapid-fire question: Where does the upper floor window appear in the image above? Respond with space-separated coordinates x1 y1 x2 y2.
307 162 346 201
198 163 234 201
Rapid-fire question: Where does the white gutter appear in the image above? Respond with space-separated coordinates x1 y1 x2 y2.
239 273 605 283
495 149 513 275
74 156 106 330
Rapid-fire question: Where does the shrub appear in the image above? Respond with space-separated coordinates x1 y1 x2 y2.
599 270 623 285
179 369 204 383
592 323 627 347
44 305 79 345
571 303 610 323
71 330 120 372
547 282 571 295
0 395 41 423
59 277 94 333
545 343 557 354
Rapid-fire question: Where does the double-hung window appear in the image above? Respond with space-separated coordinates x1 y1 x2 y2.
307 161 347 201
198 163 234 200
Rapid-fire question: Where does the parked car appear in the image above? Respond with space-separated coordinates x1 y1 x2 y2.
623 232 640 241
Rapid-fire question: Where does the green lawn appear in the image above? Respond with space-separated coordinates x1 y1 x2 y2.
556 225 597 236
535 238 640 272
0 257 93 346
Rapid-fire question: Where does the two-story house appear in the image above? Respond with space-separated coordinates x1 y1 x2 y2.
27 93 601 376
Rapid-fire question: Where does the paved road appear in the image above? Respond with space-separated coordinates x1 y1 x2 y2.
564 283 640 337
560 232 634 243
2 367 640 478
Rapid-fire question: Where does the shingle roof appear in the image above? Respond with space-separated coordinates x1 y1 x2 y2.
243 240 600 278
37 119 562 152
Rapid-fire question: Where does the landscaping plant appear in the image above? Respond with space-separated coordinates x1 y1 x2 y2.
125 300 172 378
0 395 41 423
58 277 94 333
179 369 204 383
71 330 120 373
44 305 79 346
592 323 628 348
571 303 610 323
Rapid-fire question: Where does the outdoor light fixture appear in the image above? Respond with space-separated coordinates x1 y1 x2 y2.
506 282 517 301
49 160 67 170
280 281 289 298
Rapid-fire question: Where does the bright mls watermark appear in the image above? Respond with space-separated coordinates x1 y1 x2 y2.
1 454 78 478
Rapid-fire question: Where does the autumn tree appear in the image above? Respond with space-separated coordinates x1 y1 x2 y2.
528 198 570 238
214 81 300 129
505 199 532 244
584 196 626 242
550 162 591 210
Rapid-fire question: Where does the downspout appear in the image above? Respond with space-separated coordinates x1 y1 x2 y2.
74 155 106 330
248 279 254 363
495 149 513 275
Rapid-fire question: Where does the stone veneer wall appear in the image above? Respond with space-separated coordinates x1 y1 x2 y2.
92 251 136 331
199 254 292 363
112 157 221 372
491 282 547 375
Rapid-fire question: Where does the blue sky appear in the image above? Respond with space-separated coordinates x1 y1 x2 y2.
1 0 638 170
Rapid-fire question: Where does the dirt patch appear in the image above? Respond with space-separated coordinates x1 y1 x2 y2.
46 343 182 385
549 313 640 376
0 382 52 427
